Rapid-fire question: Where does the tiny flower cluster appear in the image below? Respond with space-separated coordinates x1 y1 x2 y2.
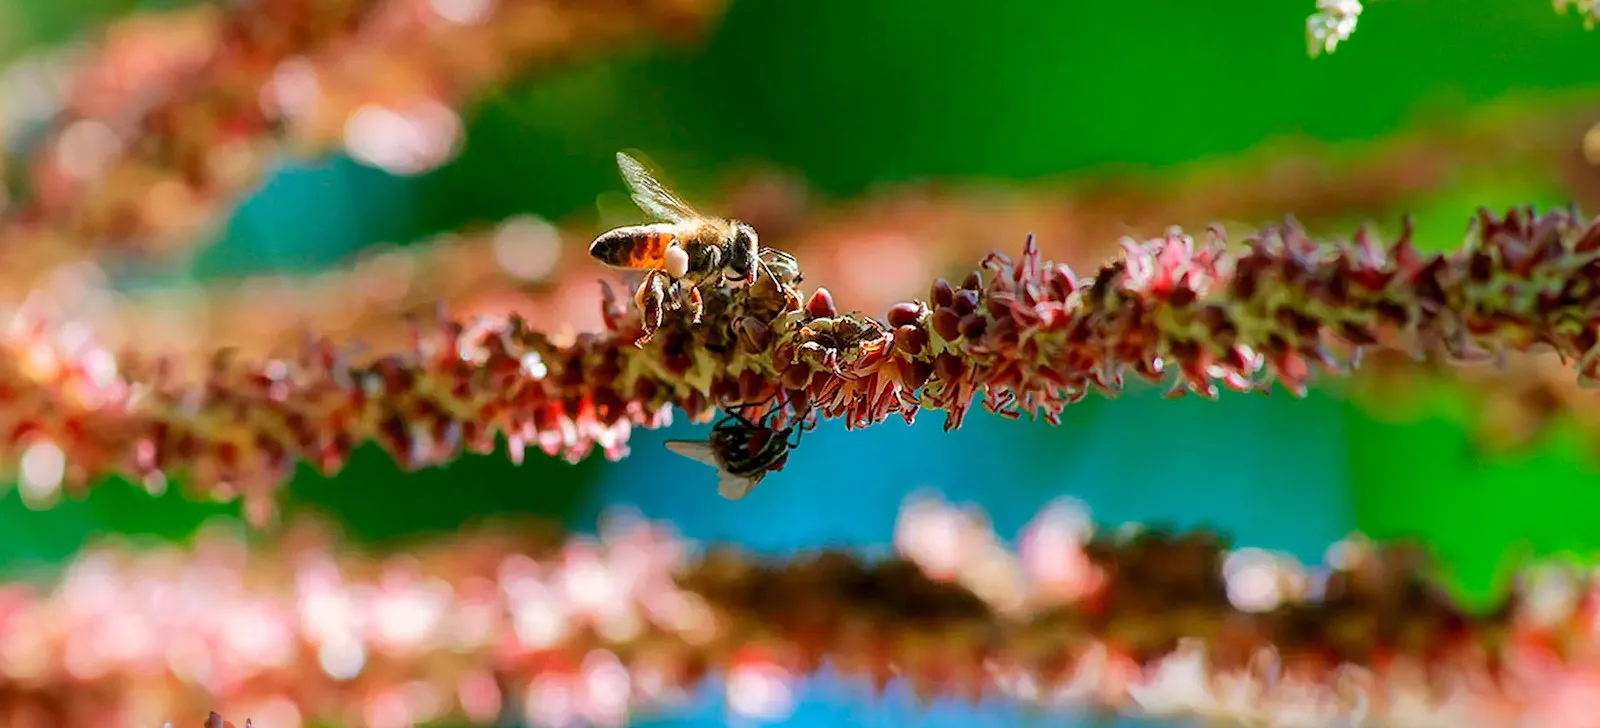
1306 0 1365 57
0 0 726 299
0 497 1594 728
4 207 1600 514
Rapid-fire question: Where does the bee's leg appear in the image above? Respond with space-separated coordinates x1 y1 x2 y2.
687 285 704 324
633 270 666 348
660 278 683 312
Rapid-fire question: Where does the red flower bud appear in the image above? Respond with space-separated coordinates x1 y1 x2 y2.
807 288 838 318
888 302 923 328
932 308 963 341
894 324 928 356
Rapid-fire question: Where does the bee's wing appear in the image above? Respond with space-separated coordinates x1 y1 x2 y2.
716 470 763 501
616 150 701 224
663 439 721 468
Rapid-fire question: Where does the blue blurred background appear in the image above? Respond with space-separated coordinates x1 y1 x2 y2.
4 0 1600 725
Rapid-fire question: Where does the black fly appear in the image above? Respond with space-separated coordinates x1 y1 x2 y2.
663 399 814 500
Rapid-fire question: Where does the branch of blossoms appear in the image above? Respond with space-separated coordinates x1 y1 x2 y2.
74 97 1600 364
0 494 1595 728
0 0 726 299
1308 0 1600 56
0 206 1597 518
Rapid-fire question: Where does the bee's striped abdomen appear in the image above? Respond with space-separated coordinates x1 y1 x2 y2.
589 225 674 270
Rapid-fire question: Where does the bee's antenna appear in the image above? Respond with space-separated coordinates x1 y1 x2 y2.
756 249 793 284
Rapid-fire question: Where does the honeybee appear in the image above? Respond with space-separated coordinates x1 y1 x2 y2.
589 151 794 346
663 405 814 500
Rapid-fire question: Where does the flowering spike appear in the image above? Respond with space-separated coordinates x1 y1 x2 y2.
6 208 1600 504
0 499 1591 725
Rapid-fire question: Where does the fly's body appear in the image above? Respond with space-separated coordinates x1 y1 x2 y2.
663 407 812 500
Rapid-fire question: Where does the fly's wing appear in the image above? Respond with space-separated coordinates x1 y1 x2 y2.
664 439 721 468
716 470 763 500
616 150 701 224
665 439 761 500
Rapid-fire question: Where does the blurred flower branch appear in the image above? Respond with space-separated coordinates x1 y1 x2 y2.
0 0 728 301
0 493 1597 728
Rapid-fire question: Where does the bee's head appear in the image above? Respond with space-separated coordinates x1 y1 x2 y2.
726 222 760 281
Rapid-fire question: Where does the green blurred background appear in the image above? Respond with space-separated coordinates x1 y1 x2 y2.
0 0 1596 627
